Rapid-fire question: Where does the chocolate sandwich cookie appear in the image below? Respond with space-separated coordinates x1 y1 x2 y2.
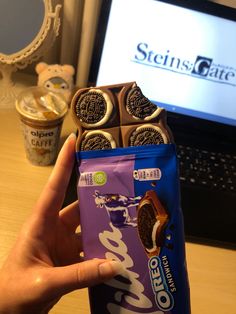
72 87 115 129
119 82 163 123
78 130 117 151
137 190 169 257
128 123 169 146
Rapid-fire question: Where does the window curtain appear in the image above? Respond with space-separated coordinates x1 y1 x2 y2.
45 0 102 88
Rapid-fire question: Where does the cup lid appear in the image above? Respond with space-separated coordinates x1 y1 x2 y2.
15 86 68 122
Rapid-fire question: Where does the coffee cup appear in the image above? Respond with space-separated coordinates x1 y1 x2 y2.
15 86 68 166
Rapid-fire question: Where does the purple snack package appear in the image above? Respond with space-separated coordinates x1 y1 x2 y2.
76 144 191 314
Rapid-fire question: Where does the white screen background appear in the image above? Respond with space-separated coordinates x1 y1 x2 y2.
96 0 236 125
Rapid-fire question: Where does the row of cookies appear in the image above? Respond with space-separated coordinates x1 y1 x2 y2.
71 82 173 151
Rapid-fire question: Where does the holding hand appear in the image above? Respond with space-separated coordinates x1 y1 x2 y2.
0 133 122 314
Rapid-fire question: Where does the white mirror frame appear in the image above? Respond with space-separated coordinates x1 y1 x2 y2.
0 0 61 107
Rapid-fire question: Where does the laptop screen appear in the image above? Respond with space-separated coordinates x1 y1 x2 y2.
92 0 236 127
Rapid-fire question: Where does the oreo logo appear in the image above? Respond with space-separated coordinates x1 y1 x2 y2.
80 133 112 151
76 91 107 124
149 256 174 311
192 56 213 76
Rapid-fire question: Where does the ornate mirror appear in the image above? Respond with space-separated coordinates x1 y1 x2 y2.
0 0 61 107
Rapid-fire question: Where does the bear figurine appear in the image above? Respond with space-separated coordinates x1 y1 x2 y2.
35 62 75 104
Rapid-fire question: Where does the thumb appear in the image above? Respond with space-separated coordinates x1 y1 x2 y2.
49 259 124 295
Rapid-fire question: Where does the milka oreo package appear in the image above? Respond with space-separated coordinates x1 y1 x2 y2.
76 144 191 314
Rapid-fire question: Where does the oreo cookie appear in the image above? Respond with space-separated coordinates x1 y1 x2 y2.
80 130 117 151
137 190 169 257
126 84 162 120
129 124 168 146
74 88 114 128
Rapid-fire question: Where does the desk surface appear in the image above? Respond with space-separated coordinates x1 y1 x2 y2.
0 108 235 314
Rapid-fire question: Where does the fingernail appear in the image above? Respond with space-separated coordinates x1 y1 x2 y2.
66 132 76 142
99 260 124 277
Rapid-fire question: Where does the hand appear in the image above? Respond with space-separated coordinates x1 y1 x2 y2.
0 133 122 314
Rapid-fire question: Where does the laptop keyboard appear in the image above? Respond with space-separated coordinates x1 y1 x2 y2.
177 144 236 193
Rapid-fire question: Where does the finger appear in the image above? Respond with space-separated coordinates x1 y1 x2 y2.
49 259 124 295
35 133 76 218
59 200 80 232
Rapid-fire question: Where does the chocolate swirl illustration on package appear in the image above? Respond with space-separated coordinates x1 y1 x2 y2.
71 82 173 151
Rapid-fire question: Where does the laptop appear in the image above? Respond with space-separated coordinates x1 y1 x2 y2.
86 0 236 247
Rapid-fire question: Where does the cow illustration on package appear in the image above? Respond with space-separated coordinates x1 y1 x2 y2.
93 190 142 228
